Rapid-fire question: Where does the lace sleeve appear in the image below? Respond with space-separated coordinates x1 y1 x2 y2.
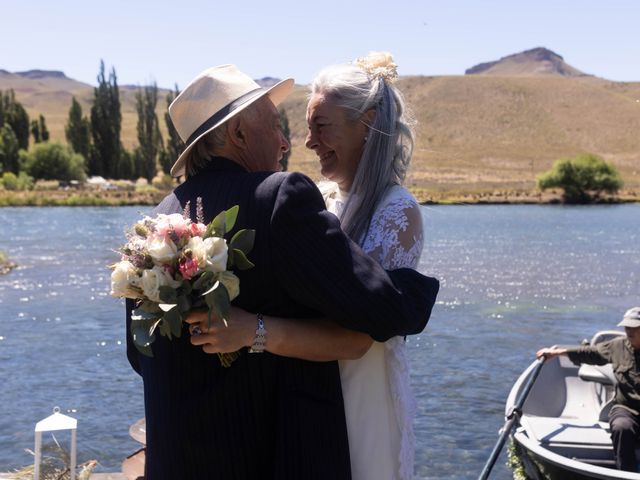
361 193 424 270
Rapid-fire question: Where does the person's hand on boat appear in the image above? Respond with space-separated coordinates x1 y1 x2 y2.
536 347 567 360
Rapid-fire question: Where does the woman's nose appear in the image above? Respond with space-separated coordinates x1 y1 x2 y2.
305 128 317 150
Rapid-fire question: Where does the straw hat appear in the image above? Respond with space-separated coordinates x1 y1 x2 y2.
169 64 294 177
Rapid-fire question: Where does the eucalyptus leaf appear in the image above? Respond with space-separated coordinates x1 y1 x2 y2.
148 318 163 336
226 249 235 269
139 300 162 314
130 310 160 357
163 307 183 338
224 205 239 232
229 229 255 255
159 318 172 338
131 321 156 347
159 286 178 304
233 249 255 270
210 210 227 237
131 307 161 322
204 283 230 329
201 280 221 297
159 303 177 313
177 294 192 313
134 341 153 357
193 271 214 291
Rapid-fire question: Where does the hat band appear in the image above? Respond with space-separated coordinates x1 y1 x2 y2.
185 87 265 147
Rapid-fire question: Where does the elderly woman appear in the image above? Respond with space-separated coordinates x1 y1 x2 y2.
187 52 427 480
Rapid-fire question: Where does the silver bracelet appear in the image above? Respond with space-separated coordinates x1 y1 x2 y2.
248 313 266 353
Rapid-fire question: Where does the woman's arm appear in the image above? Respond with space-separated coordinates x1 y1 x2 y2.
185 306 373 362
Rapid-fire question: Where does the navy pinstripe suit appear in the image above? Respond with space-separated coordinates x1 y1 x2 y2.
126 157 439 479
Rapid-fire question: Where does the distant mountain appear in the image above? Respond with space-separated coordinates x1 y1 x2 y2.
465 47 588 77
255 77 282 88
15 69 69 80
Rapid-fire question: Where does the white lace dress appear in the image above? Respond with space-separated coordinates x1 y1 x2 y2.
320 182 424 480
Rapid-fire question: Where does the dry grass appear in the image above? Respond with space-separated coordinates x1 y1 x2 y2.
3 72 639 196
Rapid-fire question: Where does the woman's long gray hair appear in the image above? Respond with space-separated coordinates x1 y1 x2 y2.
310 60 415 244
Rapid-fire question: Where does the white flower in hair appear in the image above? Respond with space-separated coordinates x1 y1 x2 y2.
354 51 398 83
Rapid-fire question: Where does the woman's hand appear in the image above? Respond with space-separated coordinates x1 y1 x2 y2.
184 306 255 354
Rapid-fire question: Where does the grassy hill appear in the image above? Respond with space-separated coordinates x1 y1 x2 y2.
2 64 639 198
281 75 640 194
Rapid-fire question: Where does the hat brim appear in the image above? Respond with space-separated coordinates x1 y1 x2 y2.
618 318 640 328
170 78 295 177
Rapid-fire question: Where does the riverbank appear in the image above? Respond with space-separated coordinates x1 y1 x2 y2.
0 189 169 207
0 187 638 206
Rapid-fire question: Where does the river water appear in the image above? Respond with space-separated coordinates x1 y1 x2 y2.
0 204 638 479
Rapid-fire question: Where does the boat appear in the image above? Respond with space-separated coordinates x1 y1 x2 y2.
507 330 640 480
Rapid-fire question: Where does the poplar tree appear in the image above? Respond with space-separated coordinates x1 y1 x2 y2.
30 115 49 144
39 115 49 142
65 97 90 160
159 84 184 174
90 60 122 178
0 124 20 174
134 82 162 182
31 119 41 143
1 90 30 150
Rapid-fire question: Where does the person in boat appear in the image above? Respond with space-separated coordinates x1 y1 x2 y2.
537 307 640 472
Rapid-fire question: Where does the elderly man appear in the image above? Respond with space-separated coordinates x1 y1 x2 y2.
537 307 640 472
126 65 439 480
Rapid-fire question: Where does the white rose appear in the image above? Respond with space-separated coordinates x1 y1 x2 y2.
110 261 141 299
218 271 240 300
141 266 180 303
147 237 178 265
186 236 208 266
203 237 228 272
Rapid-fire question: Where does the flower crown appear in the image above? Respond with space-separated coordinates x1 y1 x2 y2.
354 51 398 83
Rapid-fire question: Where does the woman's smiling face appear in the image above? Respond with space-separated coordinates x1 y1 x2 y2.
305 93 369 191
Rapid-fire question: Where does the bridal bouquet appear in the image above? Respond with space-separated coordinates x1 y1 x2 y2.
110 199 254 366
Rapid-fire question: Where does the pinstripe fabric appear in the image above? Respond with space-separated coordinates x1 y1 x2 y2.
126 157 439 479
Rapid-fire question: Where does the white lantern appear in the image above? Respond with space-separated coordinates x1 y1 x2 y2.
34 406 77 480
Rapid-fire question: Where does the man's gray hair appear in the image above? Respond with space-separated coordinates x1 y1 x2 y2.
310 63 415 244
183 103 260 178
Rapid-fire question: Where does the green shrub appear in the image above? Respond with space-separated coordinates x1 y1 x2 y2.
2 171 35 191
23 142 86 182
537 153 623 203
1 172 18 190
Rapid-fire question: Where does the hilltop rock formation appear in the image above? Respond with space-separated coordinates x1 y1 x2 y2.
15 69 69 80
465 47 588 77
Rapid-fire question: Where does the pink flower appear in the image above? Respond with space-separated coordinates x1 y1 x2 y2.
191 223 207 237
179 257 200 280
155 214 191 239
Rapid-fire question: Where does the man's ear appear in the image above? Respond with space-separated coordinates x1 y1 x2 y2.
226 116 247 149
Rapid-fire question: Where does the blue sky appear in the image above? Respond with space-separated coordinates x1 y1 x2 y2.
3 0 639 88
